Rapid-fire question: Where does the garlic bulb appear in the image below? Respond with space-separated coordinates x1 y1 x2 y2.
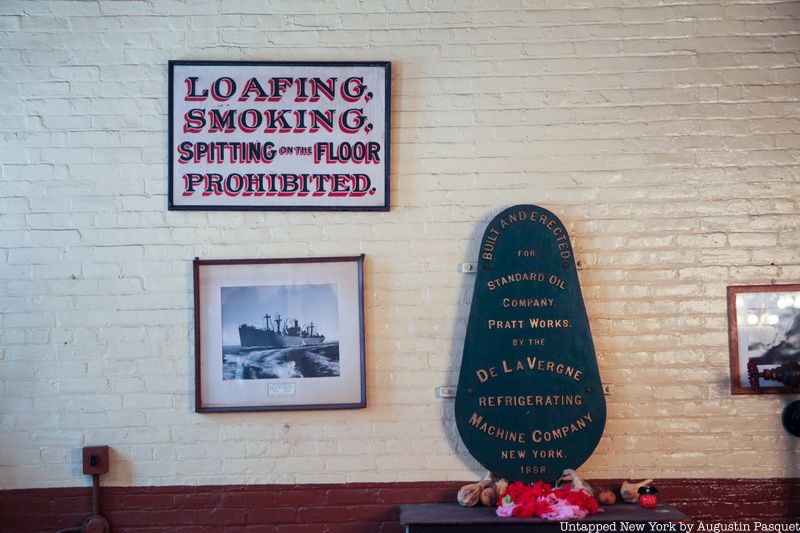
620 479 654 503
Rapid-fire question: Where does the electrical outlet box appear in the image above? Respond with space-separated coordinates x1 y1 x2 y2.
82 445 109 475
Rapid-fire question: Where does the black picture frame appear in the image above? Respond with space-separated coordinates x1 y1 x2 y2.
169 60 390 211
194 255 366 412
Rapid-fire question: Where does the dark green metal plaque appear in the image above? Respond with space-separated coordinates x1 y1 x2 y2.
455 205 606 483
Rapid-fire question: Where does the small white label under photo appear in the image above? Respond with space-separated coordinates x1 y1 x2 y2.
269 383 296 397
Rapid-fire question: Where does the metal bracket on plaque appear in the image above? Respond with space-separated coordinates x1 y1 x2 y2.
460 263 476 273
435 386 457 398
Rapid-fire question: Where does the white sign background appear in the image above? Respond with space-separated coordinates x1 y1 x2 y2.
169 61 389 210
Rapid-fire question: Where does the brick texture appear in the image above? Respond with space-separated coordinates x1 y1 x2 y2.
1 479 799 532
1 0 800 490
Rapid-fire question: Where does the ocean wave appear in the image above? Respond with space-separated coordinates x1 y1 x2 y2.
305 350 340 376
223 343 339 380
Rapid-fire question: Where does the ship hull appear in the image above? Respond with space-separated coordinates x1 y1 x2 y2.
239 324 325 348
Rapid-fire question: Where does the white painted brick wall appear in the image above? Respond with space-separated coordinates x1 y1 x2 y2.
1 0 799 489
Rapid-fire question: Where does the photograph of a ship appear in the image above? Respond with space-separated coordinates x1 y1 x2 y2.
221 283 340 380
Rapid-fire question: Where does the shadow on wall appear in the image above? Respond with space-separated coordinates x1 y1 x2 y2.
441 205 498 480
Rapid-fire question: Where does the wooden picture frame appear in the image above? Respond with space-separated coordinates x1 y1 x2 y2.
194 255 366 411
727 284 800 395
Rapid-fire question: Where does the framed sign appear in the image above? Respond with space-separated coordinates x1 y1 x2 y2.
169 61 390 211
194 255 366 411
727 284 800 395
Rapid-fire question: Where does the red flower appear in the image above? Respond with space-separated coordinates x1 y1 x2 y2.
496 479 600 521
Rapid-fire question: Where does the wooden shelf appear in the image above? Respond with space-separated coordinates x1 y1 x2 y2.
400 502 689 532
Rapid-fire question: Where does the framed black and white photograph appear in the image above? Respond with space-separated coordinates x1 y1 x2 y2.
169 60 390 211
194 255 366 411
727 284 800 395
